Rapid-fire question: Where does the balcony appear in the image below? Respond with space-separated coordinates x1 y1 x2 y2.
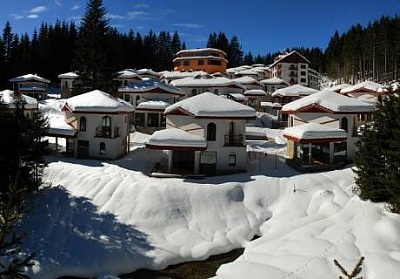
224 134 244 147
95 126 120 138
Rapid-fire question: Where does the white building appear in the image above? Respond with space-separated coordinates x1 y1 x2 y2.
60 90 134 160
282 90 376 171
146 92 256 175
58 72 79 99
9 74 50 100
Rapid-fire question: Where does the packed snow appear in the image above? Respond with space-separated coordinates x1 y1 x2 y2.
16 100 400 278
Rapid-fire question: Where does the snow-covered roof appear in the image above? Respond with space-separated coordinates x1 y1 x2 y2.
283 123 347 141
282 90 376 113
115 69 142 79
224 93 246 101
63 90 134 113
135 68 161 77
234 69 259 76
175 47 226 56
272 84 318 97
58 72 79 79
0 89 38 109
9 73 50 84
340 81 383 94
171 76 245 89
165 92 256 118
118 79 184 95
161 71 209 80
232 76 262 86
136 100 171 110
260 77 289 85
146 127 207 150
244 89 267 96
47 113 77 137
325 83 351 92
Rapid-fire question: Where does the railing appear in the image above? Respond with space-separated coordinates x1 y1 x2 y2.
224 134 244 147
95 126 119 138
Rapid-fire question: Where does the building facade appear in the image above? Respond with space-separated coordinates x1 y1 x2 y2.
173 48 228 74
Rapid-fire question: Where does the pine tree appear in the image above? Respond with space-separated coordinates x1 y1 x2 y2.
72 0 115 95
354 88 400 212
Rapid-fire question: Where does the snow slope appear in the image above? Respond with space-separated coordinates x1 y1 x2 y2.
20 138 400 278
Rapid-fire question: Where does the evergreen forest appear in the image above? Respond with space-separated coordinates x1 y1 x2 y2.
0 14 399 90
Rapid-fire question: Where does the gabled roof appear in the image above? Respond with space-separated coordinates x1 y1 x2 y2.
63 90 134 113
282 90 376 114
146 128 207 151
0 89 38 109
260 77 289 85
9 74 50 84
272 84 318 97
232 76 262 86
269 50 310 68
58 72 79 79
136 100 171 111
283 123 347 142
325 83 351 93
165 92 256 118
115 69 142 80
340 81 383 94
118 79 184 95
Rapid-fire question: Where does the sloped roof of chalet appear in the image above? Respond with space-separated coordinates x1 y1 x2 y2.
58 72 79 79
115 69 142 79
0 89 38 109
244 89 267 96
161 71 209 80
325 83 351 92
135 68 161 77
136 100 171 111
146 127 207 150
165 92 256 118
175 47 227 56
340 81 383 94
269 50 310 68
272 84 318 97
232 76 262 86
283 123 347 141
118 79 184 95
260 77 289 85
63 90 134 113
171 76 246 90
9 74 50 84
282 90 376 114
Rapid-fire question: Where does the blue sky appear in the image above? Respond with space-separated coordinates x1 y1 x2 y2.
2 0 399 55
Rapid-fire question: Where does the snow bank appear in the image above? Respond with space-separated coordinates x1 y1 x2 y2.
19 143 400 278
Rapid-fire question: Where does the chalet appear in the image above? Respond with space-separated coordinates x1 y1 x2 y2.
260 77 288 95
146 92 256 176
58 72 79 99
282 90 376 171
272 84 318 106
60 90 134 160
173 48 228 74
9 74 50 100
267 50 321 89
339 81 383 98
170 75 246 97
0 89 38 118
117 79 185 132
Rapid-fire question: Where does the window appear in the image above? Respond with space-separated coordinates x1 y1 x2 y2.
207 122 216 141
213 89 219 95
124 94 130 102
100 142 106 155
135 113 145 127
300 64 307 69
341 117 348 132
102 116 112 137
80 116 87 131
301 78 306 83
198 59 204 65
147 113 159 127
229 152 236 166
184 60 190 66
301 71 306 76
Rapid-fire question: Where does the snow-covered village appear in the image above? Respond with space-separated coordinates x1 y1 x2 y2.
1 0 400 278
